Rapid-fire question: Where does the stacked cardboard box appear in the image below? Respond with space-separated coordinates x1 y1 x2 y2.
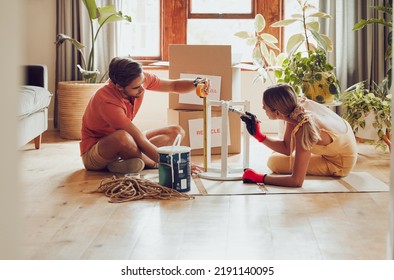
168 45 242 155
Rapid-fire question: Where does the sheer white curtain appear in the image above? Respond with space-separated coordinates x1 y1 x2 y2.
319 0 389 90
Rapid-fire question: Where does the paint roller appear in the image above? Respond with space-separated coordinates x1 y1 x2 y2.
228 106 261 123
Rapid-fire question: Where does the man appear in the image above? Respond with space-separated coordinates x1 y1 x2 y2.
80 56 209 174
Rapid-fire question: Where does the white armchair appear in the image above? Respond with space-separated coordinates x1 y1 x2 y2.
18 65 52 149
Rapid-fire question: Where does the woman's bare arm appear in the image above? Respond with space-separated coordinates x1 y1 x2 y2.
263 128 311 187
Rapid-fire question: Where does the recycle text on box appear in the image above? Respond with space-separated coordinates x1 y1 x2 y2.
188 116 231 149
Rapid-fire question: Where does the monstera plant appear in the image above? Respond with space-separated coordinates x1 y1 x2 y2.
271 0 340 103
56 0 132 83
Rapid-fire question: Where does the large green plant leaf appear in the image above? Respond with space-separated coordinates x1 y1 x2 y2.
260 33 278 43
55 33 85 50
98 5 132 26
306 21 320 32
260 42 269 63
310 30 328 51
264 40 281 51
234 31 252 39
82 0 98 20
271 19 299 27
286 33 305 54
269 50 277 66
307 12 332 19
254 14 266 33
319 34 333 51
353 18 392 30
371 5 392 15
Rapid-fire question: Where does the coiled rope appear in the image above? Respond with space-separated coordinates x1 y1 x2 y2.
94 175 194 203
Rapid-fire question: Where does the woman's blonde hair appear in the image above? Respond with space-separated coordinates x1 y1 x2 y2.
263 83 320 150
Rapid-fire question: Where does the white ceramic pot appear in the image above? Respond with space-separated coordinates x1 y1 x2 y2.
355 112 384 141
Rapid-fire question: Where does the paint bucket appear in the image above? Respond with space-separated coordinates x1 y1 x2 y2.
157 135 191 192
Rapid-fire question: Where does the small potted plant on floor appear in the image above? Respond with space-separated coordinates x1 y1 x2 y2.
341 81 391 150
55 0 131 139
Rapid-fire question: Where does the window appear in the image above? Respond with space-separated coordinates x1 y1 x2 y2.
187 0 286 62
118 0 160 59
187 19 255 62
118 0 283 61
189 0 254 17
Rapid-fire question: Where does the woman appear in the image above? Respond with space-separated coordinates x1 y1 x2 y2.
241 83 357 187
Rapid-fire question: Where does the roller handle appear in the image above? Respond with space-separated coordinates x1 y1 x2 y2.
228 106 261 123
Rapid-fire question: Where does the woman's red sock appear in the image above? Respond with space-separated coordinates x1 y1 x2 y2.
242 168 266 184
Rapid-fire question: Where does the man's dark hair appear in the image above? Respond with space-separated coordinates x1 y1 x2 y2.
108 57 142 87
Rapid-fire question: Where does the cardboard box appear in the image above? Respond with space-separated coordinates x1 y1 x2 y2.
168 44 241 111
168 109 241 156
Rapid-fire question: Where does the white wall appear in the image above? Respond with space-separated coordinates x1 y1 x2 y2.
0 0 22 259
24 0 57 128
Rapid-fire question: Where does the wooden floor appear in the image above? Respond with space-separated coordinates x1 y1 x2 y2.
19 130 391 260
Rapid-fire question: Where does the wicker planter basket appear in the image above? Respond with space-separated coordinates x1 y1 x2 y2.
57 81 104 140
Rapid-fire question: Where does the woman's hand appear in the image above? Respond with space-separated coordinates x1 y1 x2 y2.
240 112 267 142
190 162 204 175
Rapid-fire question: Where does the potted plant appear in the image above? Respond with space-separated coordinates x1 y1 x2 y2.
341 81 391 150
55 0 131 139
271 0 341 104
341 2 392 151
279 49 340 103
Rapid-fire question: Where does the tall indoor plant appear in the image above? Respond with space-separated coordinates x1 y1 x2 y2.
55 0 131 139
271 0 341 104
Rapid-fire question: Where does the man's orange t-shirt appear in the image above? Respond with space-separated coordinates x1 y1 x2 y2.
79 72 160 155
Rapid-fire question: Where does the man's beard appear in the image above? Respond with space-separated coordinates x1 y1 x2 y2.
122 88 143 98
